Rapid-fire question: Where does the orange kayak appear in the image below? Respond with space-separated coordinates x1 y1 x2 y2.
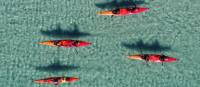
128 54 177 63
33 77 79 85
38 40 91 48
97 6 149 16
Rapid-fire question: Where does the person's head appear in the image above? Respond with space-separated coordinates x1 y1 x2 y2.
53 78 59 82
160 55 166 61
112 8 120 14
53 40 60 45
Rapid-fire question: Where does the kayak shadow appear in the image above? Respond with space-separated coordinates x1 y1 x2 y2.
95 0 147 9
35 60 79 73
121 39 172 53
40 23 92 39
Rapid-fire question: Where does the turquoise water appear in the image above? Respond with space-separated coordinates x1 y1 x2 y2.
0 0 200 87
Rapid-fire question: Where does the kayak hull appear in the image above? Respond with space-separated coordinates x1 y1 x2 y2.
33 77 79 85
38 40 91 48
97 7 149 16
128 54 177 63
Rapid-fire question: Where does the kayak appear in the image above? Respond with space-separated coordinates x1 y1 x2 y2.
38 40 91 48
33 77 79 85
97 6 149 16
128 54 176 63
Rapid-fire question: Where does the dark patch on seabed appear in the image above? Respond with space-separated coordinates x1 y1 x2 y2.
35 60 79 73
121 39 172 53
40 23 92 39
95 0 148 9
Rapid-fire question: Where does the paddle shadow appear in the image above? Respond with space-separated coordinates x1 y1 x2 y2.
40 23 91 38
95 0 147 9
122 39 172 52
35 60 79 73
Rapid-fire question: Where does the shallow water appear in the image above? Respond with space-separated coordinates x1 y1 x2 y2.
0 0 200 87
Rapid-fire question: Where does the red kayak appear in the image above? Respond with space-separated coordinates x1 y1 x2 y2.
97 6 149 16
33 77 79 85
38 40 91 48
128 54 176 63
